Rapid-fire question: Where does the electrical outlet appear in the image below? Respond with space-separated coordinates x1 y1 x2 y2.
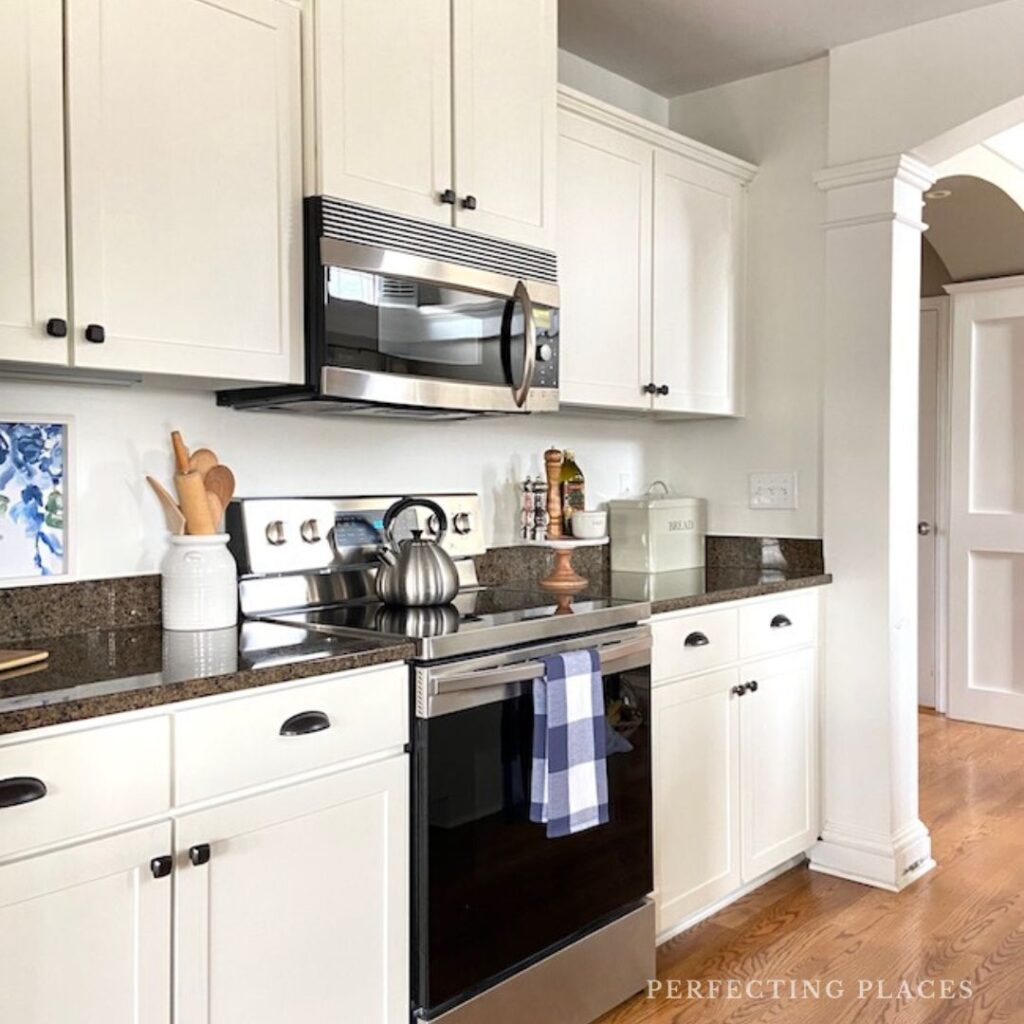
749 472 797 510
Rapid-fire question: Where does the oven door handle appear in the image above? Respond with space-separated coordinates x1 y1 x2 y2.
511 280 536 409
432 635 652 696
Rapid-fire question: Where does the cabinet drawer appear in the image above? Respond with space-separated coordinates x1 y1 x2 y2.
0 717 170 859
739 593 818 660
174 664 408 805
653 607 739 682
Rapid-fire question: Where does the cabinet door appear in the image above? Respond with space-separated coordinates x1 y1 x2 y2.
313 0 453 224
653 668 741 936
557 110 652 410
0 0 68 366
452 0 556 248
65 0 303 383
175 757 408 1024
652 149 743 415
739 650 818 881
0 823 172 1023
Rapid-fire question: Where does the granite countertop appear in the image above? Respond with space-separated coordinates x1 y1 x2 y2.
0 622 414 736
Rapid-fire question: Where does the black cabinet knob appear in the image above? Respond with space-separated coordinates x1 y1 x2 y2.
439 189 456 205
684 631 710 648
770 614 792 629
731 685 747 697
46 318 67 338
280 710 331 737
746 680 759 694
656 384 670 396
150 855 173 879
84 324 106 344
0 777 47 809
643 382 657 394
460 194 477 210
189 843 211 867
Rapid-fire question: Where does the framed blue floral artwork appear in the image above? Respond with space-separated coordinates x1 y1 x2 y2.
0 417 71 581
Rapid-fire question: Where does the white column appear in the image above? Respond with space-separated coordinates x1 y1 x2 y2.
810 154 937 891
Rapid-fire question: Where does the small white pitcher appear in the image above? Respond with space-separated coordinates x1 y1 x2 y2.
160 534 237 631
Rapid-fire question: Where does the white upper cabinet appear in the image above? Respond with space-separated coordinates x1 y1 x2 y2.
557 88 754 417
310 0 453 223
308 0 556 249
0 0 68 366
451 0 556 248
65 0 303 382
557 110 651 409
652 150 743 416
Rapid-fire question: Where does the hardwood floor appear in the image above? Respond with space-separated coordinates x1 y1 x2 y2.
600 711 1024 1023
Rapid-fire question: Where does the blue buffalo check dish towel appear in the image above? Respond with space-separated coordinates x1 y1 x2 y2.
529 649 610 838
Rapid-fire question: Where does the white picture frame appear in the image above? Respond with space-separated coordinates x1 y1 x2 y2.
0 414 75 585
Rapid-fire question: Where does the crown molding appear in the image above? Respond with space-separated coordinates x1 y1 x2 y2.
814 153 935 193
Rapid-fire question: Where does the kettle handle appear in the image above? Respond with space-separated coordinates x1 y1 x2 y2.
382 497 449 546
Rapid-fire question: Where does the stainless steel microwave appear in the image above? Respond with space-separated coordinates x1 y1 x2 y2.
218 197 560 419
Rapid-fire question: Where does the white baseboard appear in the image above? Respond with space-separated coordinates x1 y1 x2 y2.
808 818 934 891
655 854 806 946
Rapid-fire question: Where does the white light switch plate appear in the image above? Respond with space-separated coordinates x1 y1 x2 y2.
749 472 798 510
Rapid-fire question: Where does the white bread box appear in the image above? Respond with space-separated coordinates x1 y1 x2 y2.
608 483 706 574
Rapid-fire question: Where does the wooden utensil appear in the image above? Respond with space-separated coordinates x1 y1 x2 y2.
174 470 216 535
189 448 219 478
170 431 191 475
0 649 49 673
204 464 235 508
544 448 564 538
146 475 187 535
206 491 224 531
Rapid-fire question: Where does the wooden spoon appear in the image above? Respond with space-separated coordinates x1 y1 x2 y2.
206 491 224 532
170 431 190 475
189 448 219 478
204 464 235 508
146 476 186 535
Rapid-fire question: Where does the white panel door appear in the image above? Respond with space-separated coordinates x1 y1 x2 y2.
452 0 556 248
651 149 742 416
948 283 1024 728
175 757 408 1024
0 0 68 366
557 110 652 410
739 650 817 880
653 668 741 936
0 823 172 1024
313 0 453 224
66 0 303 383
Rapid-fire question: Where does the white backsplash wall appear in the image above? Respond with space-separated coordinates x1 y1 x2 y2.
3 379 659 582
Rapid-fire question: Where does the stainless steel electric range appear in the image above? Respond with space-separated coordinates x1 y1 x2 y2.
228 493 655 1024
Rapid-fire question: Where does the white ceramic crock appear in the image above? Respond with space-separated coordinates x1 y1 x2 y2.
160 534 237 631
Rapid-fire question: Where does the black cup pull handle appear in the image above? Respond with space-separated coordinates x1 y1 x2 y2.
150 855 173 879
280 710 331 737
731 685 747 697
0 777 47 809
684 631 710 648
770 614 792 629
189 843 211 867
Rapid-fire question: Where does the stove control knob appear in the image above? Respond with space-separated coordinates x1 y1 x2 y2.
265 520 286 546
453 512 472 535
300 519 321 544
426 513 441 536
536 342 553 363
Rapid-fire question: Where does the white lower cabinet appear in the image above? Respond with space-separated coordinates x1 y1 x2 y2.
653 594 821 939
0 822 172 1023
175 756 408 1024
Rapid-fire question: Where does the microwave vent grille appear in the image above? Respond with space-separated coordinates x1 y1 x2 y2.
318 197 558 285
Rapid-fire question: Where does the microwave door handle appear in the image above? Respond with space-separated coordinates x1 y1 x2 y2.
511 279 536 409
432 634 653 696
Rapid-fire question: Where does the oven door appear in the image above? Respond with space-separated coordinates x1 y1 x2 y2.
412 627 653 1019
316 240 559 415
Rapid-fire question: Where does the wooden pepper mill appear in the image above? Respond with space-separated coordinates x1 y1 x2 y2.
544 447 563 538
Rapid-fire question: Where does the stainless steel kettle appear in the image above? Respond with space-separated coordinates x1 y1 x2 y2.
375 497 460 607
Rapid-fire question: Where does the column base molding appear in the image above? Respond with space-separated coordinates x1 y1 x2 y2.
808 819 934 891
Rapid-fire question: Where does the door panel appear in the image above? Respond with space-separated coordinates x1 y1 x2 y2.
0 823 172 1024
314 0 452 224
653 668 741 935
652 150 741 415
949 285 1024 727
740 650 816 880
0 0 67 365
451 0 556 247
557 110 652 410
174 759 408 1024
66 0 302 382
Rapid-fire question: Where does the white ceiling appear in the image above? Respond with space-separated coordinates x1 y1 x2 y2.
559 0 1008 97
